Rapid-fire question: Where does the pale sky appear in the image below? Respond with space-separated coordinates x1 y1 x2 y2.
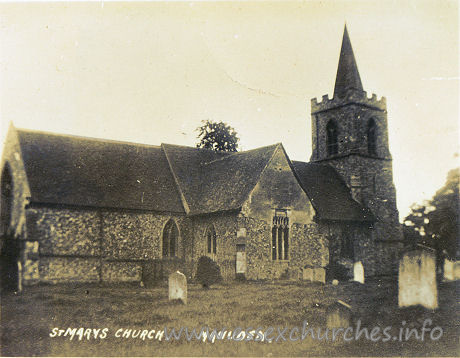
0 1 458 221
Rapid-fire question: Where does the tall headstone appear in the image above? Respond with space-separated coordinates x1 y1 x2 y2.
168 271 187 304
326 300 352 328
398 248 437 309
353 261 364 284
443 258 454 281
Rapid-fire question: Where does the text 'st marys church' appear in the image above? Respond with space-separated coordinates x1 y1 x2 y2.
0 26 402 289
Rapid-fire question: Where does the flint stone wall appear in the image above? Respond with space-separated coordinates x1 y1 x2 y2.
238 216 329 280
23 206 191 285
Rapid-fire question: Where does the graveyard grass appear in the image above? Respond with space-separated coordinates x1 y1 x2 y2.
1 278 458 356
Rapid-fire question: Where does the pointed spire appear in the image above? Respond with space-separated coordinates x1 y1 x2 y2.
334 25 363 98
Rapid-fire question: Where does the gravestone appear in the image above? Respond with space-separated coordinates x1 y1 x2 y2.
302 267 313 281
313 268 326 283
236 251 247 274
443 259 454 281
398 248 437 309
168 271 187 304
303 267 325 283
17 261 23 293
326 300 352 328
353 261 364 284
332 279 339 286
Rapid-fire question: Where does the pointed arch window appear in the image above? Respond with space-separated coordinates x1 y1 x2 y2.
367 118 377 156
206 225 217 255
1 165 13 236
162 219 179 257
326 120 339 156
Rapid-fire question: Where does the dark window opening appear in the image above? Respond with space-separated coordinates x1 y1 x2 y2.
341 235 354 260
162 219 179 257
367 118 377 156
326 120 339 156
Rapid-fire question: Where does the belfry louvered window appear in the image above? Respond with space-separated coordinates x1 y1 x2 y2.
272 210 289 260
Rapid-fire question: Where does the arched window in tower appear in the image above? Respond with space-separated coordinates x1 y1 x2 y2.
367 118 377 156
206 225 217 255
1 165 13 236
326 120 339 156
162 219 179 257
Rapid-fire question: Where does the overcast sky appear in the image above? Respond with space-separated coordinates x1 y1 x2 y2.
0 0 458 221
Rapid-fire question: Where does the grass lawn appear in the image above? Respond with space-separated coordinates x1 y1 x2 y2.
0 278 458 356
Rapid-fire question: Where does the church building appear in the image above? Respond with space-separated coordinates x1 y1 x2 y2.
0 26 403 289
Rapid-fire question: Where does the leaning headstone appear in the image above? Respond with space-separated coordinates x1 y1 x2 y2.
313 268 326 283
398 248 437 309
326 300 352 328
353 261 364 284
168 271 187 304
443 259 454 281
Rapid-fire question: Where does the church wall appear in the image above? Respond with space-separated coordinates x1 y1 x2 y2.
0 128 31 241
325 156 402 276
318 221 373 276
236 147 328 280
236 216 329 280
311 101 390 161
191 213 238 281
241 145 315 225
24 206 192 285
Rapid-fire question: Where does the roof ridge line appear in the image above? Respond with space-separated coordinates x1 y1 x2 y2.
161 144 191 214
16 127 162 149
202 143 281 166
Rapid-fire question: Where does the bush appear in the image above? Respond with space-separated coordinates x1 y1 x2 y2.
326 262 351 282
195 256 222 288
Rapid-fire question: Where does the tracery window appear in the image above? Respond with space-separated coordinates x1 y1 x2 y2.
272 210 289 260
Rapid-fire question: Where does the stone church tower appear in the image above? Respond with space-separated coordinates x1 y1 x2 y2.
310 25 402 248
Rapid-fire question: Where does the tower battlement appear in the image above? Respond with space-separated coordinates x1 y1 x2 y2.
311 89 386 113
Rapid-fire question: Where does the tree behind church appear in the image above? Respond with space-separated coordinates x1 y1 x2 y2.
196 120 239 152
403 167 459 260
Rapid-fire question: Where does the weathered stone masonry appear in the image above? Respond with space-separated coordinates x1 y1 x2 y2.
23 205 192 284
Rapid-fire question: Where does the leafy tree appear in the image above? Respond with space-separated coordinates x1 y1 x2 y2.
403 168 459 259
196 120 239 152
